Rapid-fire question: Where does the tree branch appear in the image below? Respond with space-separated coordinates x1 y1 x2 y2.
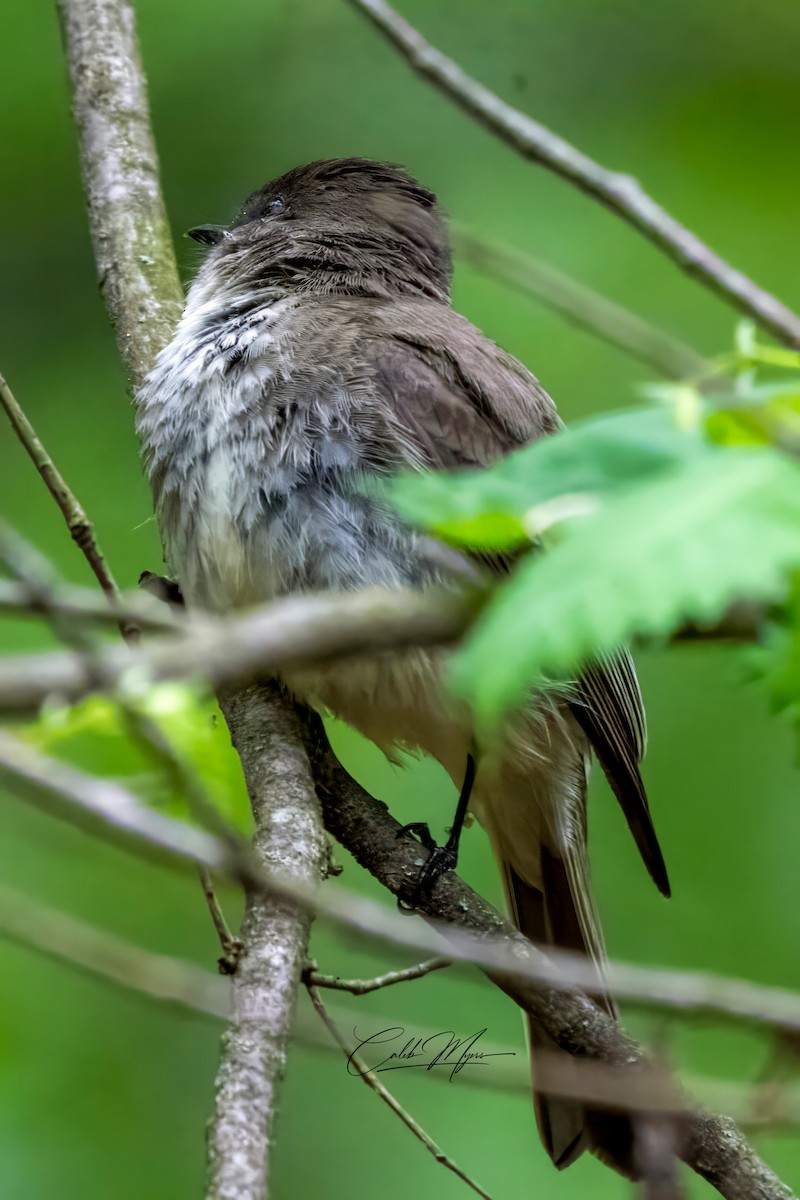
207 685 329 1200
56 5 330 1196
7 884 798 1139
7 727 800 1046
55 0 182 390
304 956 451 995
0 727 238 876
347 0 800 348
0 584 761 717
0 586 477 713
0 578 181 631
453 228 707 379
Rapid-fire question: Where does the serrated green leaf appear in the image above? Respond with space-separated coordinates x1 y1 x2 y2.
392 406 711 550
452 449 800 732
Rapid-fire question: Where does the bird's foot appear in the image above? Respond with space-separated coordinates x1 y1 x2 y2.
395 821 458 913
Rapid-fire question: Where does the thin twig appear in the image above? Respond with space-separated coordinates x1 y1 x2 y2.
199 866 244 975
116 696 242 845
453 227 707 379
305 956 451 994
305 981 493 1200
0 370 126 617
347 0 800 348
0 579 181 631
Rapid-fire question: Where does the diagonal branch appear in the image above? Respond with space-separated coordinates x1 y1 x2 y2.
347 0 800 348
305 980 493 1200
453 228 707 379
0 727 240 876
0 371 123 607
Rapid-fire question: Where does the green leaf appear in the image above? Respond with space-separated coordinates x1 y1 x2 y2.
452 448 800 731
752 573 800 759
391 406 711 550
20 684 251 832
705 381 800 449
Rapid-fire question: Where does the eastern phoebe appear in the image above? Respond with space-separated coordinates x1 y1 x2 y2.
136 158 669 1174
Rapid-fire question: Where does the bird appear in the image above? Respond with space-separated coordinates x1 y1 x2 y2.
136 157 669 1174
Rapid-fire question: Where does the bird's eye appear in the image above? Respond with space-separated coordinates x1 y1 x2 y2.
267 196 286 216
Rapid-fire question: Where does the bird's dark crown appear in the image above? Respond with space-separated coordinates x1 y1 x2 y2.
190 158 452 303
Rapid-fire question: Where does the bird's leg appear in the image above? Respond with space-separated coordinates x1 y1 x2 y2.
396 752 477 911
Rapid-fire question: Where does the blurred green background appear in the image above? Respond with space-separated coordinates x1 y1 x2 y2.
2 0 800 1196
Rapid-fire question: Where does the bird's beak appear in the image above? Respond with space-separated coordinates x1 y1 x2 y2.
185 224 228 246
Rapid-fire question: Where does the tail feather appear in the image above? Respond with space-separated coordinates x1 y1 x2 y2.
506 868 585 1168
471 705 651 1175
505 854 635 1175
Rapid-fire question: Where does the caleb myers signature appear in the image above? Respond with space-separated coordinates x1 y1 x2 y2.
348 1026 516 1082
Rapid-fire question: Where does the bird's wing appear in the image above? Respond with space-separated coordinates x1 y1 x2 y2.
361 302 668 895
569 655 670 896
364 300 560 469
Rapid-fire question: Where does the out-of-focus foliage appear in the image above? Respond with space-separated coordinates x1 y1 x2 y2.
757 575 800 759
2 2 800 1198
19 685 253 831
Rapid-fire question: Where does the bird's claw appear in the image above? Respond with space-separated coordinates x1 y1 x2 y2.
396 820 438 851
396 822 458 913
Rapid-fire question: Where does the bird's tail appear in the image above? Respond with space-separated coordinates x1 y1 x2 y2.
482 779 635 1174
507 851 624 1169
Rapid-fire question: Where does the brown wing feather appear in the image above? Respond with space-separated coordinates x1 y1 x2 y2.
366 302 560 467
569 657 670 897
